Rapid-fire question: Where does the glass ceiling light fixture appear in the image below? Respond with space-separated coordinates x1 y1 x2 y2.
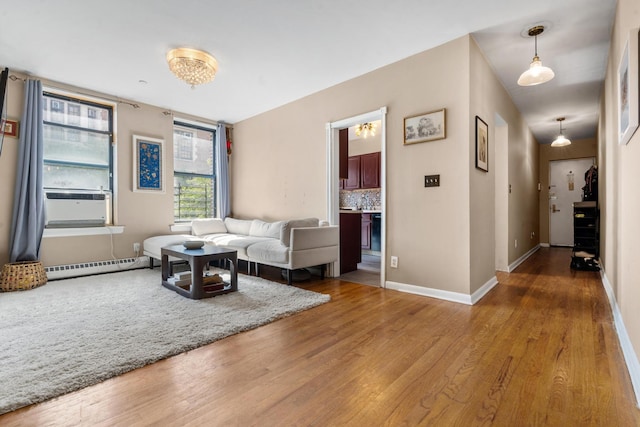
517 25 555 87
551 117 571 147
166 47 218 89
355 122 376 138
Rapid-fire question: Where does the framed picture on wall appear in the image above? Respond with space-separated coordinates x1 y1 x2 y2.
2 119 18 138
133 134 165 193
403 108 446 144
475 116 488 172
617 27 639 145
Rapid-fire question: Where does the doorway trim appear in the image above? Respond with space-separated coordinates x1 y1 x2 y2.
494 114 508 272
326 106 387 287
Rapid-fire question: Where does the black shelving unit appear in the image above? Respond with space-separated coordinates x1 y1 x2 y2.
571 201 600 271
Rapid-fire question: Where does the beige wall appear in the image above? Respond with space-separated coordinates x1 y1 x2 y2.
538 138 597 244
234 37 473 293
234 35 539 296
469 37 539 288
0 75 24 265
348 130 381 156
0 73 217 267
602 1 640 359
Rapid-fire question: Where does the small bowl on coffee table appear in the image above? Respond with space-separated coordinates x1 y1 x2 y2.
183 240 205 250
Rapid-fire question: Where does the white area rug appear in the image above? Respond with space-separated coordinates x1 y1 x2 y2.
0 268 330 414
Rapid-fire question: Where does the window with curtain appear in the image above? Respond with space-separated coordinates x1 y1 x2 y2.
42 92 113 192
173 121 216 222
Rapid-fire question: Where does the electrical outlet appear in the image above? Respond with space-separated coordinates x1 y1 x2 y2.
514 239 518 248
531 232 535 239
133 242 140 253
390 256 398 268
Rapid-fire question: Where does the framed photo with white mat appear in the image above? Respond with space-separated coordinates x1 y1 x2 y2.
618 28 639 145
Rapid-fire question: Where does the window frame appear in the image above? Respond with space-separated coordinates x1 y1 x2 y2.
173 120 217 222
42 91 115 193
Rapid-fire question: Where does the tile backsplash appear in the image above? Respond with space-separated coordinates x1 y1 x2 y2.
340 188 381 210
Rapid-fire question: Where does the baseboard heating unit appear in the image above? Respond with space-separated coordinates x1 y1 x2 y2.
45 257 149 280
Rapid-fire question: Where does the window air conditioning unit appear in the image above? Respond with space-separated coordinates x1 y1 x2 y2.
45 192 109 228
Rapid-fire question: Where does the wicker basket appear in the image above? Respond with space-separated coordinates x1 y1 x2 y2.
0 261 48 292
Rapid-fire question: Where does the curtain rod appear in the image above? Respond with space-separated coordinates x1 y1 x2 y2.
9 74 25 82
11 73 148 108
8 73 229 128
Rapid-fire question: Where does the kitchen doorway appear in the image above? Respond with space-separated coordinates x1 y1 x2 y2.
326 107 387 287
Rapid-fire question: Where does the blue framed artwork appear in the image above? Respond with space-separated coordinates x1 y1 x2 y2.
133 134 165 193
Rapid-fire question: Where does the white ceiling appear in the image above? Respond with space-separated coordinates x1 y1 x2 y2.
0 0 616 144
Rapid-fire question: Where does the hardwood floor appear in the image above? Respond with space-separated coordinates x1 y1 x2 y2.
2 247 639 426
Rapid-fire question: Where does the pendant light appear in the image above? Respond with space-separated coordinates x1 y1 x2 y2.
355 122 376 138
551 118 571 147
518 26 555 86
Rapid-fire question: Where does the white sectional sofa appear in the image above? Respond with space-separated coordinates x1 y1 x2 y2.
143 217 339 285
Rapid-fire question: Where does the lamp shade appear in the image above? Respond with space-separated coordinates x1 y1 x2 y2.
551 117 571 147
550 135 571 147
518 56 555 86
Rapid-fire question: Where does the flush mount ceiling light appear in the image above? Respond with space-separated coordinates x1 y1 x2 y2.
355 122 376 138
166 47 218 88
518 25 555 86
551 117 571 147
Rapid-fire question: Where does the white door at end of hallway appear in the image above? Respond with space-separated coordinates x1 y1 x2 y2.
549 158 595 246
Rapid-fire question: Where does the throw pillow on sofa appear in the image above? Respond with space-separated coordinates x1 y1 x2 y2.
224 217 253 235
249 220 284 239
191 218 227 236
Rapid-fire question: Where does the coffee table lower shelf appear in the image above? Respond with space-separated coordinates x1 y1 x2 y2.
161 279 236 299
161 245 238 299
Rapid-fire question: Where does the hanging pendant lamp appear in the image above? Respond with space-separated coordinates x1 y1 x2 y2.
518 26 555 86
551 117 571 147
355 122 376 138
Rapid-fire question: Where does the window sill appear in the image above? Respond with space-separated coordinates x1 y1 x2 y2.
43 225 124 238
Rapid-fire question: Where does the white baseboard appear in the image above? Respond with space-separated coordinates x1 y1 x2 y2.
471 275 499 304
539 242 550 247
384 245 537 304
508 244 540 272
385 275 498 306
45 256 150 280
600 270 640 407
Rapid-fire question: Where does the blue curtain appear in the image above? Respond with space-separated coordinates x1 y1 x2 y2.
215 123 230 218
9 80 45 262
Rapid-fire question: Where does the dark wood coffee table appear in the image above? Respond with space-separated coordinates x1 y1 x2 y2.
161 244 238 299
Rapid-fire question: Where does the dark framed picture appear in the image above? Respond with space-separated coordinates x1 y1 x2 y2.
475 116 488 172
618 28 639 145
2 119 18 138
133 134 165 193
404 108 446 144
